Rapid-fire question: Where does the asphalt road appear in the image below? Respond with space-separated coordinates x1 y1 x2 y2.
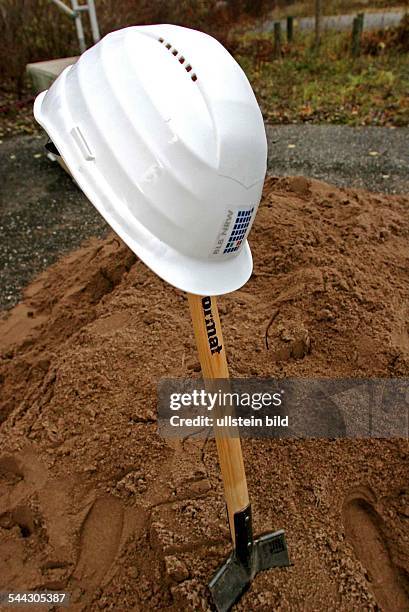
266 124 409 193
0 135 108 310
0 127 408 309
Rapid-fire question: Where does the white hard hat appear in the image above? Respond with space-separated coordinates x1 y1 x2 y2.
34 25 267 295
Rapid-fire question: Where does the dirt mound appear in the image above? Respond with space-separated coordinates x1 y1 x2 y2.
1 177 409 611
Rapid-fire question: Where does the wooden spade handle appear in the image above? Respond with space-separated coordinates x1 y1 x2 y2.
187 293 249 541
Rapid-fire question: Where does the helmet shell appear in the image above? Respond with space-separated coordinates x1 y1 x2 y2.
34 24 267 295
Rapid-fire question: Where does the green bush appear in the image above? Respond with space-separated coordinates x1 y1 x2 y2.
231 24 409 127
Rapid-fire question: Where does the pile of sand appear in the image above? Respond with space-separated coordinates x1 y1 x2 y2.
1 176 409 611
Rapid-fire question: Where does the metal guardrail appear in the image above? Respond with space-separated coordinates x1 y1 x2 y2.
50 0 100 53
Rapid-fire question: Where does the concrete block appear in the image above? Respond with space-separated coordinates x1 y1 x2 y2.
26 57 79 93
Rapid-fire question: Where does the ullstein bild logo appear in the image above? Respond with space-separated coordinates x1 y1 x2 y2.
202 296 223 355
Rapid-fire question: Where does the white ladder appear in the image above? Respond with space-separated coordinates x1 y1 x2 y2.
50 0 100 53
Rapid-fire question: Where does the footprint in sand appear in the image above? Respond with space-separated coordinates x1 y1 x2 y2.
68 494 144 609
0 451 143 600
343 487 409 612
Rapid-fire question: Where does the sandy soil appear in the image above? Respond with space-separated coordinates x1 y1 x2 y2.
0 176 409 611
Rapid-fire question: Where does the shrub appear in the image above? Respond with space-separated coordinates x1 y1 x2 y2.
0 0 274 95
360 12 409 55
0 0 78 94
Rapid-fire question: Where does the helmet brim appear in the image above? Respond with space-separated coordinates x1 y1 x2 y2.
34 91 253 296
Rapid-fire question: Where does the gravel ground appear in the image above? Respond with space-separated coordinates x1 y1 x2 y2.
0 127 408 310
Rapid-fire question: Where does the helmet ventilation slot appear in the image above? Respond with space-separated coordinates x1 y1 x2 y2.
158 37 197 82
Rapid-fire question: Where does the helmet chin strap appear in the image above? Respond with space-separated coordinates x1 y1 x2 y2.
45 140 60 156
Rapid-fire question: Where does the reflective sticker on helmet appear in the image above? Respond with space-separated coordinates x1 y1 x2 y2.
210 207 254 257
223 207 254 254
